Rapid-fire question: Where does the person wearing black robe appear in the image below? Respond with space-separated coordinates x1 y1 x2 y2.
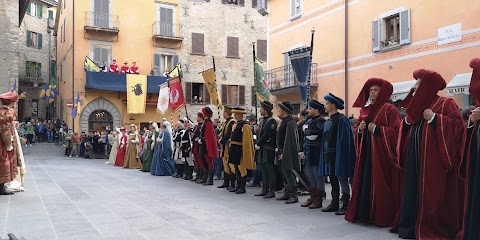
181 119 194 180
217 106 236 189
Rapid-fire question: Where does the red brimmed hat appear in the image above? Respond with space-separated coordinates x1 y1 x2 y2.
353 78 393 121
202 107 213 118
469 58 480 106
0 92 20 103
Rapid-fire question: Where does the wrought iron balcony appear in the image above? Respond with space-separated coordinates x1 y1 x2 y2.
84 11 119 33
152 22 183 43
264 63 318 93
20 70 43 82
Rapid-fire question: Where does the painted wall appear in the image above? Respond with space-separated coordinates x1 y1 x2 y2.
268 0 480 117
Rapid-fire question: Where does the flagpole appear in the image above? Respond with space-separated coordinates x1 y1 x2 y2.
252 42 258 124
212 56 220 118
175 64 190 122
306 28 315 103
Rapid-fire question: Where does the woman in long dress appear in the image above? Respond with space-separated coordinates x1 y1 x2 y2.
151 121 176 176
123 124 142 169
142 122 159 172
106 128 120 165
114 128 127 166
150 124 164 176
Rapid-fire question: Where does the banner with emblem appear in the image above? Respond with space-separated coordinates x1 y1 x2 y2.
157 82 169 114
168 76 185 112
254 58 271 102
288 47 312 105
126 74 147 114
201 68 223 111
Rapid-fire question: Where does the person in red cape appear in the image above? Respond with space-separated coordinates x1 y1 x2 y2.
458 58 480 240
109 58 119 73
198 107 219 185
0 92 20 195
130 60 139 74
191 113 205 183
345 78 402 227
120 59 130 74
391 69 464 239
114 128 127 166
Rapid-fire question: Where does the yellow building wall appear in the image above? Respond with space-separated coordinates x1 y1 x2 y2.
56 0 180 131
268 0 480 117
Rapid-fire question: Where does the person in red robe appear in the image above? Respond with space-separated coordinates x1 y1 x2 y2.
120 60 130 74
0 92 20 195
130 60 139 74
191 113 205 183
346 78 402 227
198 107 219 185
458 58 480 240
391 69 464 239
109 58 119 73
114 128 127 166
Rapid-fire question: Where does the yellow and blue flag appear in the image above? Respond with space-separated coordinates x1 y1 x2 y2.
201 68 222 113
84 56 100 72
72 91 80 120
126 74 147 114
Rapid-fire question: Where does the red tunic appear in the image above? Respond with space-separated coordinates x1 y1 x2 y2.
109 64 119 73
114 134 128 166
120 66 130 74
346 103 402 227
130 66 139 74
392 96 464 239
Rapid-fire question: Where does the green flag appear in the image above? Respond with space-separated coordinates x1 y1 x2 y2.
255 59 271 102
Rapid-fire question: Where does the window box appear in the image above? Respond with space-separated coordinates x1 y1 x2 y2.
372 9 411 52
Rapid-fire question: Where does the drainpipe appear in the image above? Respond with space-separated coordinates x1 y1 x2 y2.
344 0 349 116
71 0 75 131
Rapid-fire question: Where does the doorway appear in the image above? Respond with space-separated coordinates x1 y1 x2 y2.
88 110 113 132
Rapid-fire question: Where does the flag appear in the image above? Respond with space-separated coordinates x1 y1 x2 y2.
72 91 80 120
126 74 147 114
201 68 222 111
48 77 58 103
168 63 183 79
254 59 271 102
19 89 27 99
84 56 100 72
11 80 17 92
40 84 49 101
168 76 186 112
157 82 169 114
288 47 312 105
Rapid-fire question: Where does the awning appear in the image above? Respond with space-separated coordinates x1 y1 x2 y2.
446 73 472 96
85 71 167 93
390 80 416 101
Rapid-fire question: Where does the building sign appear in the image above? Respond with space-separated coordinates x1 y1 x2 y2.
437 23 462 45
31 99 38 118
447 86 469 96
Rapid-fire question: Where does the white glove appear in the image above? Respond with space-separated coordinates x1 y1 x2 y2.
6 146 13 151
253 135 257 140
302 124 308 132
275 148 278 152
255 145 260 150
306 135 318 141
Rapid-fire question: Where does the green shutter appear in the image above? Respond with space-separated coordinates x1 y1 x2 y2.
27 31 31 47
38 34 42 49
27 3 31 15
48 10 53 20
39 4 43 18
26 61 30 76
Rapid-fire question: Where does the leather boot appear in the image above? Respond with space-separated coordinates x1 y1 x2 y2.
301 188 316 207
263 184 276 199
181 164 188 179
322 191 340 212
217 173 230 188
186 166 194 180
308 190 324 209
335 193 350 215
0 184 13 195
229 174 240 192
235 176 246 194
195 169 204 183
276 186 291 201
254 182 268 196
174 164 181 178
198 169 208 184
203 169 214 185
191 168 199 182
227 173 236 191
285 186 298 204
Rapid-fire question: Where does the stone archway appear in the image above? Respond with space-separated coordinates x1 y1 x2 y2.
80 98 121 132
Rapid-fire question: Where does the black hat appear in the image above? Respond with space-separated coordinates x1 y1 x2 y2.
324 93 345 110
202 107 213 118
231 107 247 114
260 101 273 111
308 100 325 113
278 101 294 114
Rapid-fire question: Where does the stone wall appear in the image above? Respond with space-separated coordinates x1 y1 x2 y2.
0 0 20 93
178 0 267 120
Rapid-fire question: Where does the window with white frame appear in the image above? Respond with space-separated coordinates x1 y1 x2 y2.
372 9 411 52
90 43 112 66
158 5 175 37
290 0 302 20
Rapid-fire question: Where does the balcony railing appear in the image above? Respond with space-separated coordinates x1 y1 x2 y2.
264 63 318 90
84 12 119 32
20 70 42 82
152 22 182 42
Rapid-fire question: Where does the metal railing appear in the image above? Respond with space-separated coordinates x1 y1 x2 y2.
152 22 179 38
23 70 42 80
84 11 119 30
264 63 317 90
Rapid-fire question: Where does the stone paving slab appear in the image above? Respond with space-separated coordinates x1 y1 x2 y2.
0 143 399 240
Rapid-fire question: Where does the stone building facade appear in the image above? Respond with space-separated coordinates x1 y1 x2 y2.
0 0 21 97
179 0 268 121
17 0 57 121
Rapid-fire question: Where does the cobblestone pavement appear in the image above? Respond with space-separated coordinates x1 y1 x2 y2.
0 143 399 240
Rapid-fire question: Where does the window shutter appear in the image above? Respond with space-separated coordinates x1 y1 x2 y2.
257 40 267 61
93 48 100 63
38 3 43 18
227 37 239 57
251 86 255 106
372 19 381 52
101 48 109 64
154 54 161 76
252 0 257 8
185 82 192 103
38 33 42 49
48 10 53 20
239 85 245 105
222 85 228 104
399 9 411 45
290 0 295 17
27 31 31 47
27 3 31 15
166 9 173 36
192 33 204 54
203 84 211 103
173 55 179 67
63 18 66 42
26 61 30 76
239 0 245 7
